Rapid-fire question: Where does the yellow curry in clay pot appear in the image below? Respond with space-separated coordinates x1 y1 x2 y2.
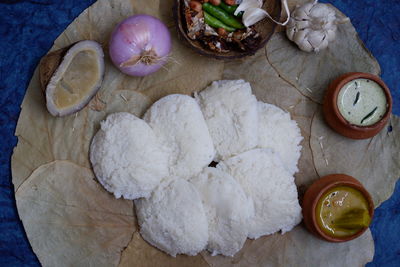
302 174 374 242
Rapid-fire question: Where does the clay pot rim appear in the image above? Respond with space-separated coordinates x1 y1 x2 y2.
306 174 374 242
330 72 392 131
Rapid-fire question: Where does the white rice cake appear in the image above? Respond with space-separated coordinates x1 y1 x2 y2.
190 167 254 257
144 94 215 178
257 102 303 175
218 149 302 239
135 178 208 257
90 112 169 199
195 80 258 161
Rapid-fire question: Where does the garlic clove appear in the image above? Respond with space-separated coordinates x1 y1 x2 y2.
293 3 314 19
293 28 309 45
234 0 262 16
326 28 336 42
307 30 325 50
295 20 310 30
293 29 313 52
242 7 267 27
292 10 309 21
322 20 335 31
316 38 329 52
286 18 296 28
297 39 314 53
286 26 297 41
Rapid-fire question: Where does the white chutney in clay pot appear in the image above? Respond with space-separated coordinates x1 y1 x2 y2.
337 78 388 126
323 72 392 139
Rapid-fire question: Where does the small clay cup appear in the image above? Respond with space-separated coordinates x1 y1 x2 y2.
302 174 374 242
323 72 392 139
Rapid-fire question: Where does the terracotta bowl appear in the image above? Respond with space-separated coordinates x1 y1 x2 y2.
302 174 374 242
172 0 281 60
323 72 392 139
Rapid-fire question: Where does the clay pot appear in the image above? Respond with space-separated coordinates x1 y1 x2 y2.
302 174 374 242
323 72 392 139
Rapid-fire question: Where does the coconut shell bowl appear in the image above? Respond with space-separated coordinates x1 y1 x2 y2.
173 0 281 60
302 174 374 242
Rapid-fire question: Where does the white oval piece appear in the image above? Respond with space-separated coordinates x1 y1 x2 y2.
144 94 215 179
190 167 254 257
195 80 258 161
135 178 208 257
90 112 169 199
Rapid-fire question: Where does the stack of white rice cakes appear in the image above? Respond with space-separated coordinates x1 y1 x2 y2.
90 80 303 257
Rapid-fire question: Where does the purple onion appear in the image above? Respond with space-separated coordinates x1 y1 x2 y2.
109 15 172 77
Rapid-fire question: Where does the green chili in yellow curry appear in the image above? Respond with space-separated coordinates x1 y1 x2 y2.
316 186 371 237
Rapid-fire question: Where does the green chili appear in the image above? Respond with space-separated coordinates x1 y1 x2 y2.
203 3 245 29
204 11 236 32
219 3 243 17
219 2 237 14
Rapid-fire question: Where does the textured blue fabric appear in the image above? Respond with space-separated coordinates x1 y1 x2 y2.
0 0 398 266
0 1 96 266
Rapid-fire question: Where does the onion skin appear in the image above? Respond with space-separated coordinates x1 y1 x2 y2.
109 14 172 77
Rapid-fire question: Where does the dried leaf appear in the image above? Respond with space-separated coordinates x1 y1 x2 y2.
11 0 400 266
201 227 374 267
119 232 209 267
15 161 135 267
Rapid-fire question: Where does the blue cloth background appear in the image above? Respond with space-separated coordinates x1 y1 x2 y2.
0 0 398 266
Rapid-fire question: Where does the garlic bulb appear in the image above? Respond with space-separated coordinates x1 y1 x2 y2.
286 1 347 52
